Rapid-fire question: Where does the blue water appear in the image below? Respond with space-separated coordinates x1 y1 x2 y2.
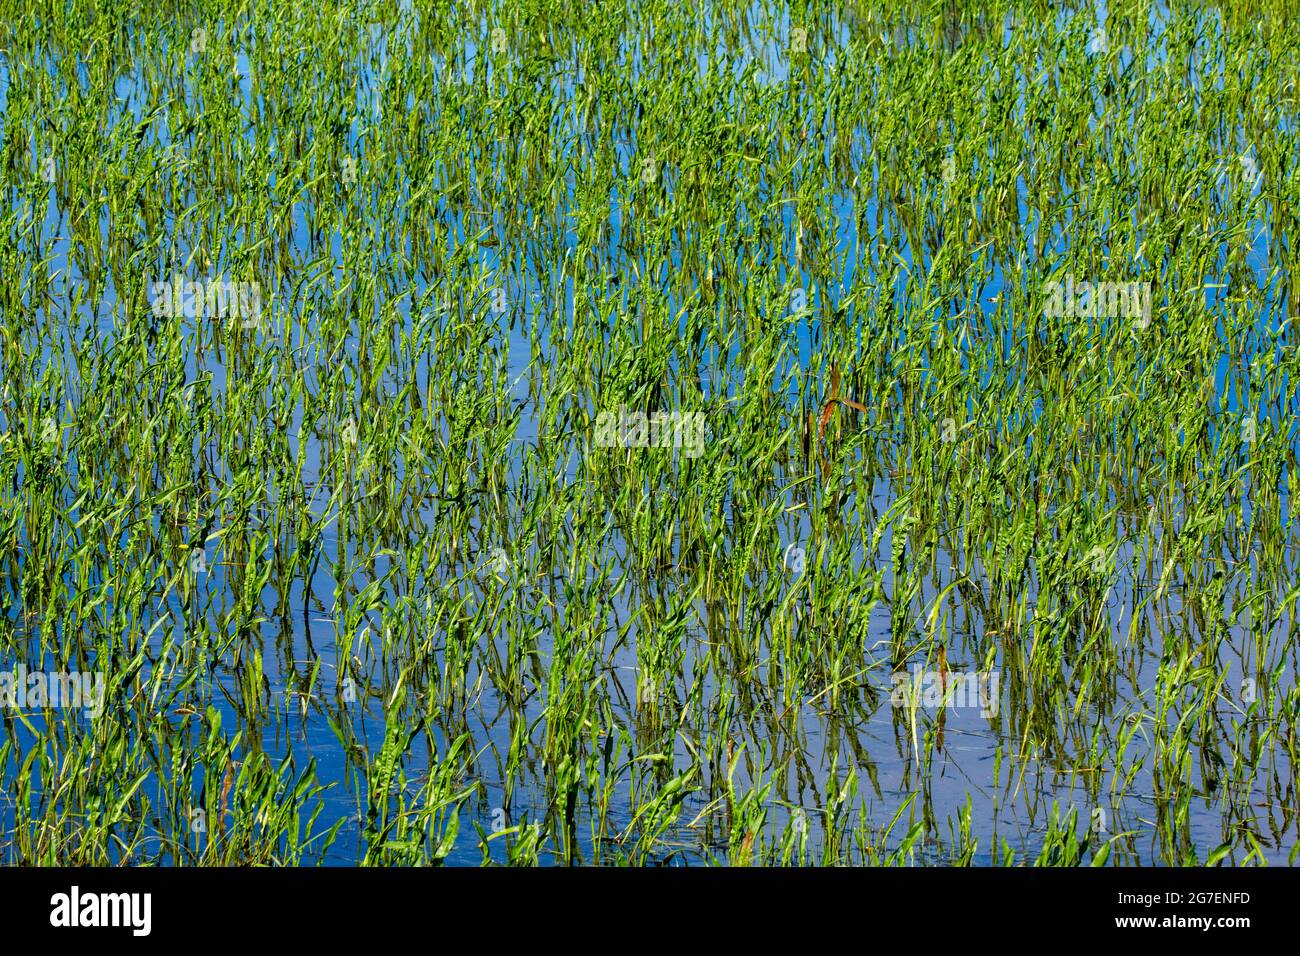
1 3 1296 865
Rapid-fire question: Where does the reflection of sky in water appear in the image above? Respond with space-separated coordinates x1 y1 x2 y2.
0 3 1295 864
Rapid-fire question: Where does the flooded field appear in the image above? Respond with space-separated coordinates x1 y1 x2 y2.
1 1 1298 865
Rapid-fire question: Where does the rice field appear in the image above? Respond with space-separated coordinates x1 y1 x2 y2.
1 0 1298 867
